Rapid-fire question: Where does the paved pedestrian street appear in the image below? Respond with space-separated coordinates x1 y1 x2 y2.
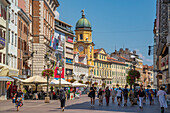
0 95 169 113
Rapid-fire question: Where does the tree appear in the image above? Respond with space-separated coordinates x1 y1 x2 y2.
126 70 140 90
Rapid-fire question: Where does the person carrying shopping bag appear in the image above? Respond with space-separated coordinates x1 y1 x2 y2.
157 87 168 113
98 88 104 106
15 88 23 111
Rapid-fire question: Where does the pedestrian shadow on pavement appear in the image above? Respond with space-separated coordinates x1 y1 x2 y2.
64 101 139 113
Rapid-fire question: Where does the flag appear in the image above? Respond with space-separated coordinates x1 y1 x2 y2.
50 35 54 47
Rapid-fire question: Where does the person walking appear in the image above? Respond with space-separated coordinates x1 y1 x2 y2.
129 90 135 106
157 87 168 113
105 86 110 106
15 88 23 111
116 87 122 106
89 84 96 107
111 87 116 103
123 85 129 106
148 89 154 105
59 89 66 112
98 88 104 106
138 87 145 109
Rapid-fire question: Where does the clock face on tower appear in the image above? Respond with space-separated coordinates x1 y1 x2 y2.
78 46 84 52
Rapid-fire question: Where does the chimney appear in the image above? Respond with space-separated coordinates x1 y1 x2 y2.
133 50 136 55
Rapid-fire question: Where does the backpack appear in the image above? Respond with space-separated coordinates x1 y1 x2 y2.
60 92 65 100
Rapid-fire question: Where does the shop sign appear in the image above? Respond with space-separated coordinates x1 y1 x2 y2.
161 55 168 70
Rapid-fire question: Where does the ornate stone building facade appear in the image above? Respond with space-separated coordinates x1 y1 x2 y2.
31 0 59 76
154 0 170 93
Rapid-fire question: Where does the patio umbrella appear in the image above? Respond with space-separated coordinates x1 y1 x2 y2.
22 76 47 93
71 81 87 87
22 76 47 83
50 79 71 86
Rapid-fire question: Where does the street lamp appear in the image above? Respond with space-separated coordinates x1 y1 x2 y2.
90 69 93 87
58 66 62 90
66 70 69 81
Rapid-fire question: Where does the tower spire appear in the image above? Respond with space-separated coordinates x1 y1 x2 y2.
81 9 85 18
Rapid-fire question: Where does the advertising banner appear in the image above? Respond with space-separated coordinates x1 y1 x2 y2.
51 30 65 79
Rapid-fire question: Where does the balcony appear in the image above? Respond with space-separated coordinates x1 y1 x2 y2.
0 36 5 50
22 69 31 76
23 50 30 60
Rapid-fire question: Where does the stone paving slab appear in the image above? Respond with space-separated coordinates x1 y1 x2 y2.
0 95 170 113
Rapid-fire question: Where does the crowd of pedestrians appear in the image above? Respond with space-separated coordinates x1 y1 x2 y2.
88 84 168 113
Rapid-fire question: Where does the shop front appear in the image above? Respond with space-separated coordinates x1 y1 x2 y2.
0 64 19 100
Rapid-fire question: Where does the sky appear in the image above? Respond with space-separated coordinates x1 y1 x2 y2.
57 0 156 66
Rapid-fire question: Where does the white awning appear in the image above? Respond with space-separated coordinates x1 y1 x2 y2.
0 76 14 81
71 81 87 87
50 79 71 85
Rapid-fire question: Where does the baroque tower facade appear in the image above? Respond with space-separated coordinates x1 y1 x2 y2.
74 10 94 79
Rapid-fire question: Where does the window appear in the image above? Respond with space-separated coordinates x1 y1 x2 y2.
80 34 83 40
21 21 22 31
12 32 14 45
24 25 27 34
15 14 17 25
8 30 10 43
11 10 14 23
15 34 17 47
3 54 5 64
15 0 17 6
30 4 32 15
18 20 20 29
94 69 96 75
0 53 2 63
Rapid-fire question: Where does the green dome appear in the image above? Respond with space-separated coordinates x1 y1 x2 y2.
76 16 91 29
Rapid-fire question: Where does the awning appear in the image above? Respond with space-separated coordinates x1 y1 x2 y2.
0 76 14 81
0 64 9 76
0 64 19 77
11 77 24 82
8 68 19 77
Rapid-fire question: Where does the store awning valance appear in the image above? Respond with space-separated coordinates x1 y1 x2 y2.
0 76 14 81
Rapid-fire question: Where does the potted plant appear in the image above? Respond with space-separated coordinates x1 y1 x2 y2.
78 80 83 84
85 81 90 85
70 79 76 83
42 69 53 103
94 82 98 86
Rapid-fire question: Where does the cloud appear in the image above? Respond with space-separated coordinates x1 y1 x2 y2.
136 49 153 65
145 59 152 63
138 53 145 59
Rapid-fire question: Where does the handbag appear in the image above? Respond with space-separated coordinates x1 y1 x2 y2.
88 92 92 97
12 97 15 103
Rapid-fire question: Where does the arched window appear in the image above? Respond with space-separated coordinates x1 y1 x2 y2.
80 34 83 40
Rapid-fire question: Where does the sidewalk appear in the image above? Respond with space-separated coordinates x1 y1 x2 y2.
0 95 170 113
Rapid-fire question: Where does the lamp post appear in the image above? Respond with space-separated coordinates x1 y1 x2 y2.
90 69 93 87
66 70 69 81
58 67 62 90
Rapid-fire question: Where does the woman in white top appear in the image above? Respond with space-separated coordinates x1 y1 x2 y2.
116 87 122 106
157 87 167 113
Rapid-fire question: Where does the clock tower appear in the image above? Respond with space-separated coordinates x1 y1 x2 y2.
74 10 94 77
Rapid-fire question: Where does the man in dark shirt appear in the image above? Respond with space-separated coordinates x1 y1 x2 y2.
123 85 129 106
90 84 96 107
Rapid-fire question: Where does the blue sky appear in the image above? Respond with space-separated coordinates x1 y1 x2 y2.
57 0 156 65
